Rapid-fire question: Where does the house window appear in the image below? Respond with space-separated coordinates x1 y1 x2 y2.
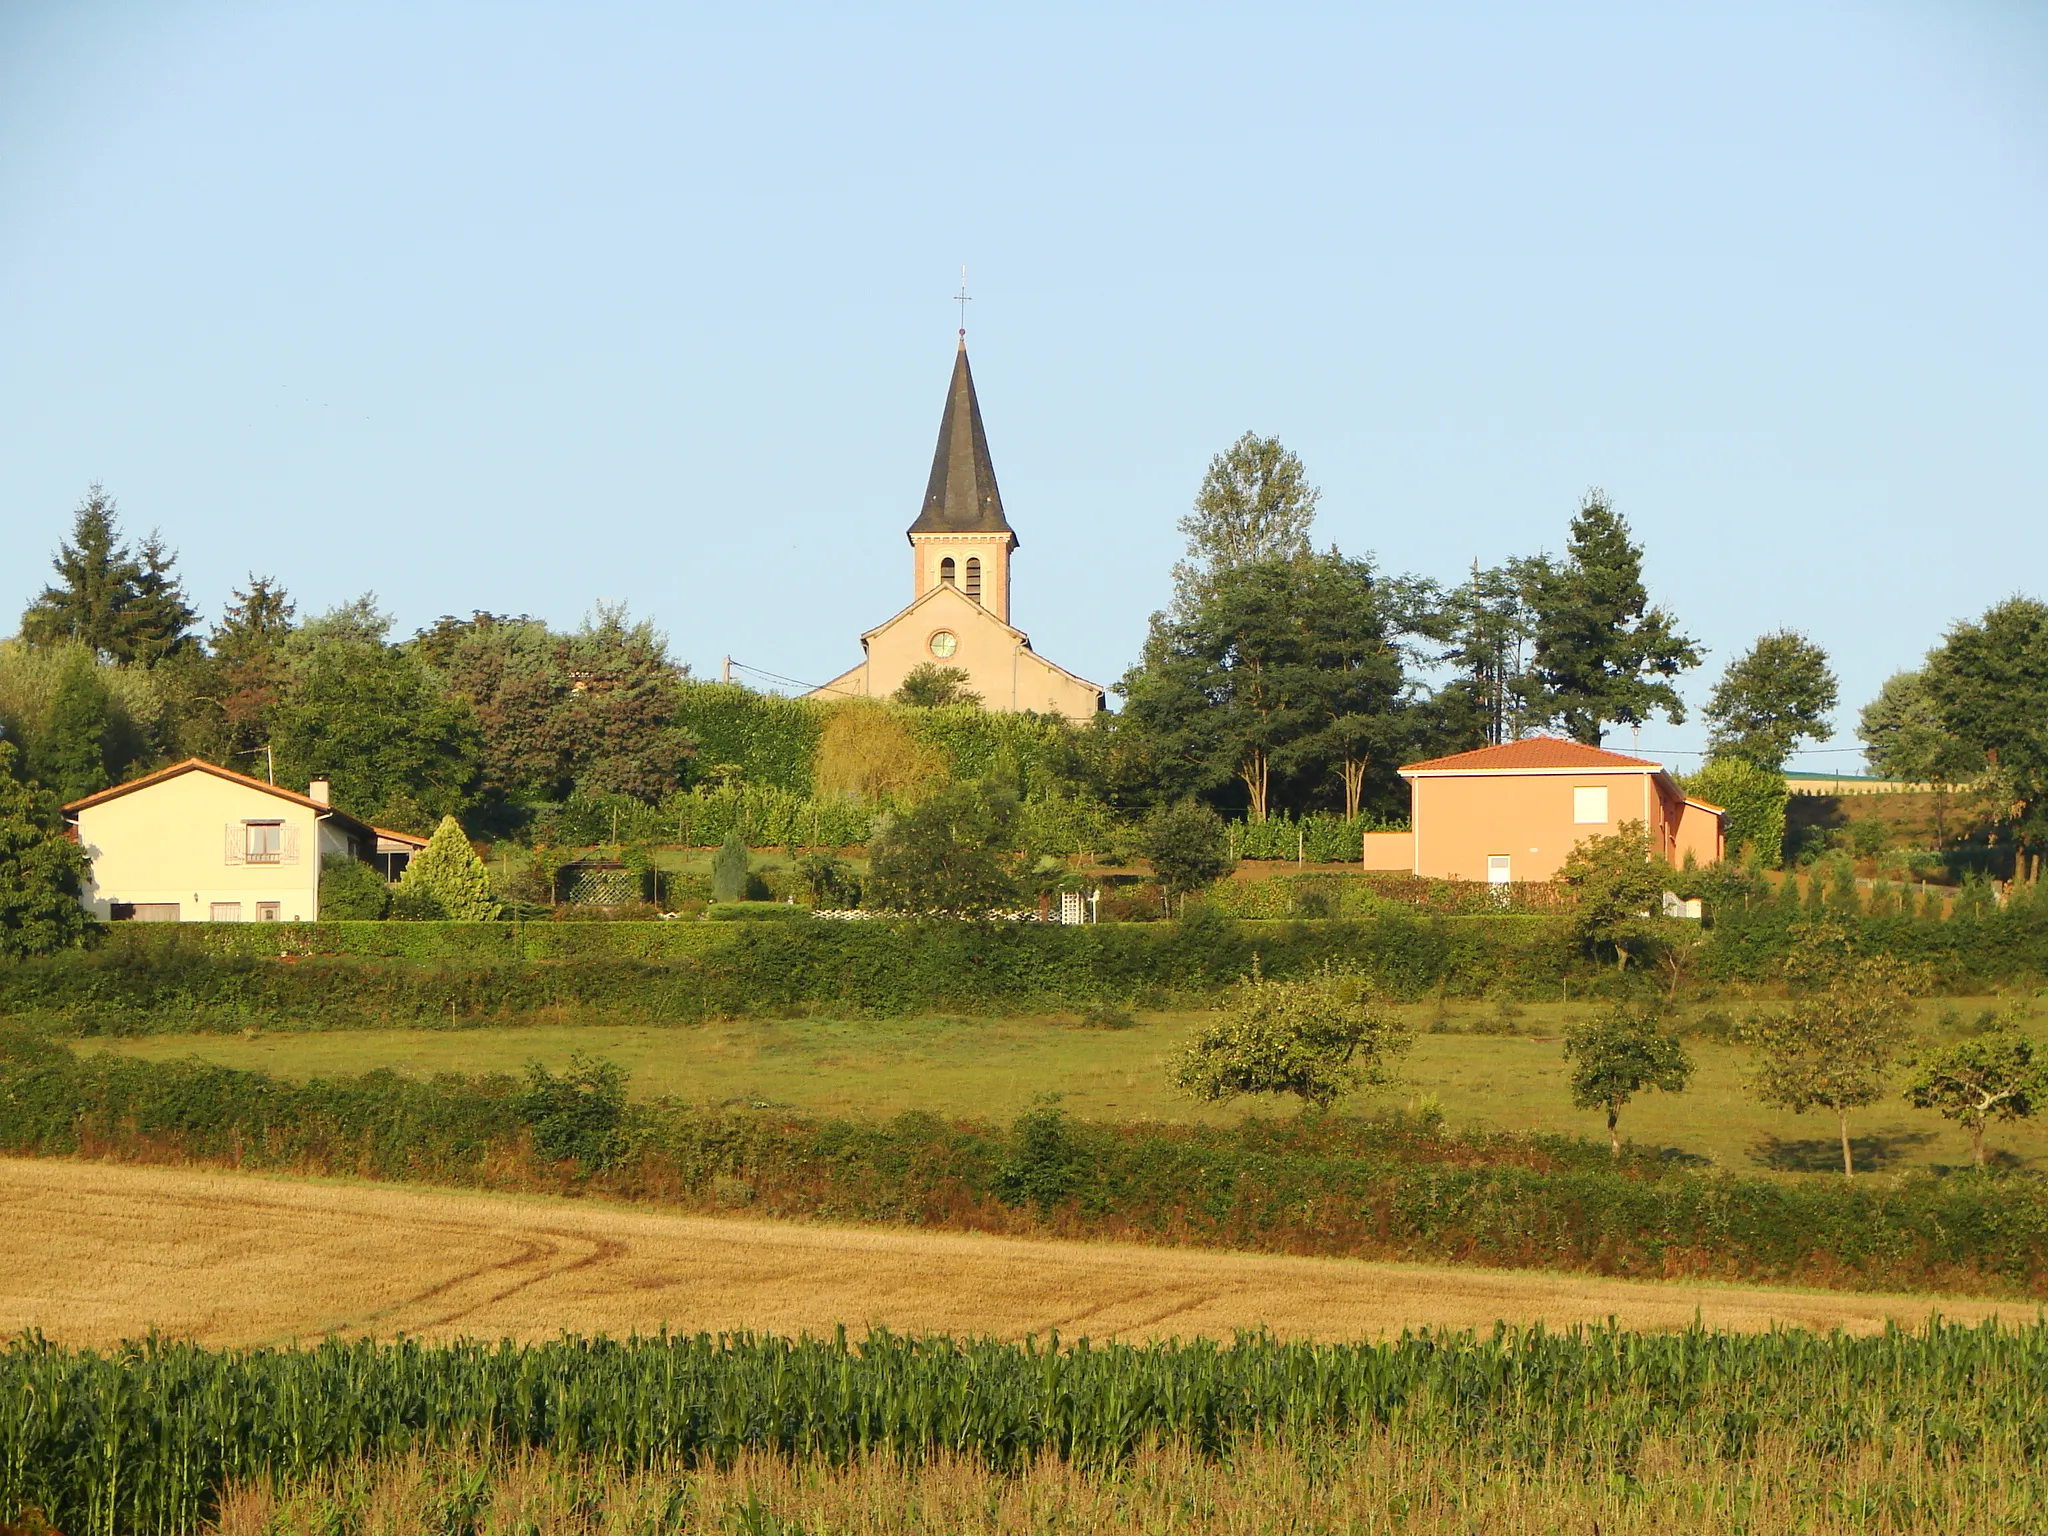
1573 787 1609 825
929 630 958 659
245 821 284 863
119 903 181 922
939 556 957 586
256 902 282 921
210 902 243 922
965 557 982 601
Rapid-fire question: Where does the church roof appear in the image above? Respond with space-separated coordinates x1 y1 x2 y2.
907 340 1018 546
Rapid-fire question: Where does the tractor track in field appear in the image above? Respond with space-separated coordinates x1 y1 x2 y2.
0 1156 2030 1349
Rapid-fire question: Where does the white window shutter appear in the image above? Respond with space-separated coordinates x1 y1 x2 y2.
224 824 245 865
281 825 301 865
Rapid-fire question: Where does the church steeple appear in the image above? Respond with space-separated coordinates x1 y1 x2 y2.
907 340 1018 547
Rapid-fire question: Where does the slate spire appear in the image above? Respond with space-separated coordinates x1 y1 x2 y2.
907 339 1017 546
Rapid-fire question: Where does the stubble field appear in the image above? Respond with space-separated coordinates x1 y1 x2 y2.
0 1156 2028 1350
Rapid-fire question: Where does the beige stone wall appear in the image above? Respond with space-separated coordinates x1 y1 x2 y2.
849 587 1099 722
910 534 1012 621
72 772 345 922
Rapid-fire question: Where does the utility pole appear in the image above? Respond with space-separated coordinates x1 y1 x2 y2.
722 656 733 684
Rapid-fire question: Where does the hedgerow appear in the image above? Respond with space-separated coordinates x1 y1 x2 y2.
0 913 1574 1031
2 1042 2044 1299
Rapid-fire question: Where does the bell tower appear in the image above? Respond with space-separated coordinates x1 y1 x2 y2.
906 337 1018 622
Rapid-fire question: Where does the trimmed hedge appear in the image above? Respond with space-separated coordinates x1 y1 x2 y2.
0 914 1573 1032
3 1042 2044 1297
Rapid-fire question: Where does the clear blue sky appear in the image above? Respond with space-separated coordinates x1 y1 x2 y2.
3 1 2043 769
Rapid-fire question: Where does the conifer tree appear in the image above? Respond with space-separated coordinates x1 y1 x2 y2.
28 651 112 803
19 487 196 664
1530 490 1699 745
395 815 499 920
710 829 751 902
0 742 93 957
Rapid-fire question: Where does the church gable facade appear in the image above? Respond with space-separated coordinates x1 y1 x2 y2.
807 340 1104 723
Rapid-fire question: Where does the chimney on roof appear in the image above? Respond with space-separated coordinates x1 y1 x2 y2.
308 778 331 806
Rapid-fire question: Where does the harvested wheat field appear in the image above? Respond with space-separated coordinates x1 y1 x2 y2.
0 1156 2026 1349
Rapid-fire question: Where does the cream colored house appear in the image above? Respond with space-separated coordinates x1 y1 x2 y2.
806 339 1104 722
63 759 419 922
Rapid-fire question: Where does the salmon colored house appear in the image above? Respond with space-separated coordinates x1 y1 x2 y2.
1360 737 1724 884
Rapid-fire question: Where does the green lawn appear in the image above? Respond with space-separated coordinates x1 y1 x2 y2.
80 995 2048 1177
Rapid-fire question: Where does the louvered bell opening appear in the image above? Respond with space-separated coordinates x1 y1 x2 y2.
965 557 982 602
939 556 956 587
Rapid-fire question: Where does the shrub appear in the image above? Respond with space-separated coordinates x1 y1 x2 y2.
864 783 1021 917
0 745 92 958
710 831 751 903
1683 756 1789 867
397 816 500 920
317 855 390 920
518 1052 627 1170
1141 801 1235 906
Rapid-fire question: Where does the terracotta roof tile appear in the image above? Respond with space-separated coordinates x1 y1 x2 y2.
1400 737 1664 773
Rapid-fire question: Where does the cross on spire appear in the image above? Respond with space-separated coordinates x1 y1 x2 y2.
955 265 971 339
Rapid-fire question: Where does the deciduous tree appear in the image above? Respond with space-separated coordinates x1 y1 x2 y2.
1923 597 2048 855
1682 756 1789 867
1857 670 1981 841
1530 490 1699 746
1170 963 1409 1112
1562 1003 1693 1156
1705 630 1838 772
1140 800 1236 908
1742 926 1918 1178
1171 432 1320 612
271 600 481 829
892 664 982 709
1556 821 1669 971
1121 553 1408 822
1903 1030 2046 1167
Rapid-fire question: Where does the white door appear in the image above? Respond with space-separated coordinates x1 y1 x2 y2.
1487 855 1512 886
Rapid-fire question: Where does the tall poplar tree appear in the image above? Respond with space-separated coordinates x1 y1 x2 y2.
1171 433 1320 613
1530 490 1699 746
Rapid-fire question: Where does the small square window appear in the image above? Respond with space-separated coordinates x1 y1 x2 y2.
210 902 243 922
1573 787 1609 825
256 902 282 921
245 821 284 863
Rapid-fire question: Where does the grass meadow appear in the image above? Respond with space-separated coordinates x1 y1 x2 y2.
80 994 2048 1176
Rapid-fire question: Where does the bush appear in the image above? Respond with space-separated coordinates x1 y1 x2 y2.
397 816 500 920
1683 756 1790 867
317 856 390 920
518 1052 627 1170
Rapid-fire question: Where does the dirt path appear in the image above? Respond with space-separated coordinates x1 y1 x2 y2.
0 1157 2028 1349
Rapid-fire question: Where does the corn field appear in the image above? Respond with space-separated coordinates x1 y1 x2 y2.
6 1322 2048 1535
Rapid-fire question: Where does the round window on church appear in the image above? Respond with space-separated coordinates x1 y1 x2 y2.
929 630 958 659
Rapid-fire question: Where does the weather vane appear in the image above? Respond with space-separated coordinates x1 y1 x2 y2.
956 265 971 337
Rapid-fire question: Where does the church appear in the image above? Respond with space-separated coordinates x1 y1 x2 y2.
805 339 1105 723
